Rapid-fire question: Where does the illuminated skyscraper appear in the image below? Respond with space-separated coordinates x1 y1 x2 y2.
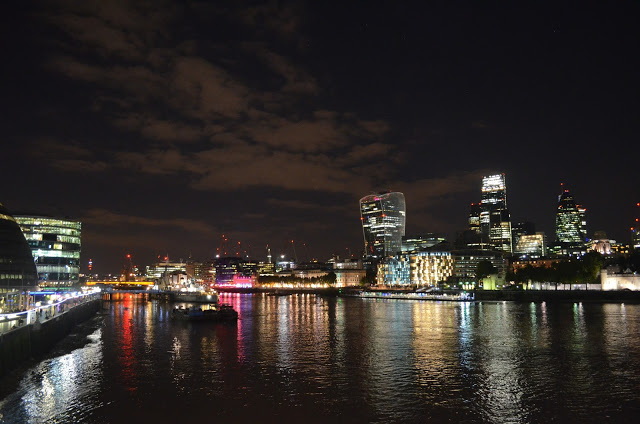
480 174 512 253
360 192 406 258
15 215 82 288
555 188 587 245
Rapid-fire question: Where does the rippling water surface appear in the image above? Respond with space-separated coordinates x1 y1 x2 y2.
1 294 640 423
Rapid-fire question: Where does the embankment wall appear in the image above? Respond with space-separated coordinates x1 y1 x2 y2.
0 299 100 378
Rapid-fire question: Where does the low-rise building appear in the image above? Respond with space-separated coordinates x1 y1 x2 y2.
377 251 453 287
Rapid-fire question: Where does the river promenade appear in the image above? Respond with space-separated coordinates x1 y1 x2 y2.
0 290 102 378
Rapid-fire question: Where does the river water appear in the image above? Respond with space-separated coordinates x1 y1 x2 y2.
1 294 639 423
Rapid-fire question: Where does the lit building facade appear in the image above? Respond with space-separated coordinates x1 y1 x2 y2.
360 192 406 258
479 174 512 253
146 261 187 279
514 233 547 258
451 250 507 286
554 188 587 256
401 234 447 253
468 203 482 234
15 215 81 288
377 251 453 287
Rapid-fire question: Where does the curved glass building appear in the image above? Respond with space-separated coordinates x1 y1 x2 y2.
360 192 406 258
555 189 587 244
0 202 38 313
14 215 82 289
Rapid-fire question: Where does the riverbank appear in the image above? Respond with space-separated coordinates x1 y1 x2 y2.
216 286 640 303
0 298 101 378
474 289 640 303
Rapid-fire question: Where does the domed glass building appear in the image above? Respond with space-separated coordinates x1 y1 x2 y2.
0 202 38 313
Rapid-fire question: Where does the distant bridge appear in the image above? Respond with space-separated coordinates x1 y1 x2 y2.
87 280 154 287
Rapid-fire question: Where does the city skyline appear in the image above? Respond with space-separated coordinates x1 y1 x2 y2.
1 1 639 272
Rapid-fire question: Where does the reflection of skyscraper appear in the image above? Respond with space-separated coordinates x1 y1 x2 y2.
360 192 406 258
480 174 512 253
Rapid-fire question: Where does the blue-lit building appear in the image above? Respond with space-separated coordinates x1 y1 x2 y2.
360 192 406 258
15 215 82 289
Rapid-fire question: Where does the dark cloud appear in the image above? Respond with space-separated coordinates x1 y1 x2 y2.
6 0 634 272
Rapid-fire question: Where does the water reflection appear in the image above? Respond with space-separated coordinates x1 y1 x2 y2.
1 296 640 423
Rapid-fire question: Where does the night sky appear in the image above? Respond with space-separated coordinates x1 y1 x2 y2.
2 1 639 273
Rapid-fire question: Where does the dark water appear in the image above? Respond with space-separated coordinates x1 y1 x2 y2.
1 294 640 423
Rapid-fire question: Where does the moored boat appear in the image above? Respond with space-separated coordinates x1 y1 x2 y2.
172 304 238 322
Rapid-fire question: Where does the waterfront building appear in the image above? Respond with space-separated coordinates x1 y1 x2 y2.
377 251 453 287
15 215 81 289
146 261 187 279
335 269 366 287
514 233 547 258
478 174 512 253
330 257 363 270
0 203 39 313
601 268 640 291
360 192 406 258
185 260 215 284
401 234 447 253
257 261 275 276
554 188 587 256
214 257 243 285
450 250 507 288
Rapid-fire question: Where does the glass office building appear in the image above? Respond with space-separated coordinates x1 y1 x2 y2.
555 189 587 245
360 192 406 258
514 233 547 258
480 174 513 254
377 251 453 287
15 215 82 288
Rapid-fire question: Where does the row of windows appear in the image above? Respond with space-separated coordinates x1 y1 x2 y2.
28 241 81 251
0 274 24 280
36 263 80 270
15 218 81 229
33 250 80 259
35 257 80 266
19 226 81 237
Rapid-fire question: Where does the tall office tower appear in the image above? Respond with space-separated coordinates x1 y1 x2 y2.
468 203 482 233
15 215 82 289
360 192 406 258
555 188 587 245
480 174 512 253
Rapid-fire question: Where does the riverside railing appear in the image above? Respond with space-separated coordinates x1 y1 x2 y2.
0 288 101 335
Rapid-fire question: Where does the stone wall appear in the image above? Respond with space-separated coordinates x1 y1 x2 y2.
601 269 640 291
